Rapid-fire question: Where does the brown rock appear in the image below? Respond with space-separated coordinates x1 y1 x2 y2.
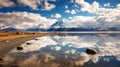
16 47 23 50
0 58 3 61
26 42 31 45
35 39 38 41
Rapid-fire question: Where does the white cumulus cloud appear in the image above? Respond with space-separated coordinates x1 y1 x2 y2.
0 0 15 8
73 0 120 28
41 0 56 11
116 4 120 9
74 0 120 15
104 3 110 7
67 16 99 28
71 10 76 14
18 0 41 10
65 10 76 14
65 5 68 9
0 0 56 10
0 12 57 29
51 13 62 19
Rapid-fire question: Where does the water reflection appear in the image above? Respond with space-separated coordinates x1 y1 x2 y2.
1 33 120 67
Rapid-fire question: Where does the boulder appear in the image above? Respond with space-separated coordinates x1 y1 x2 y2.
86 48 98 55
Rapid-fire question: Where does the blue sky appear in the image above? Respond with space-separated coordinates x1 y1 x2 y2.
0 0 120 29
0 0 119 18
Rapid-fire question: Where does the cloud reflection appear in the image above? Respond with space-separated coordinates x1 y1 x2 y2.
4 34 120 66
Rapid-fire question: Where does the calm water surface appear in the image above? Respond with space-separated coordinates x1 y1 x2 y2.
1 33 120 67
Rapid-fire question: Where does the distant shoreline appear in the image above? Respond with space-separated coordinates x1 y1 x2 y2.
34 31 120 33
58 31 120 33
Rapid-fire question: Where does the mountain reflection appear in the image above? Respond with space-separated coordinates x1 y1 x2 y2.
1 33 120 67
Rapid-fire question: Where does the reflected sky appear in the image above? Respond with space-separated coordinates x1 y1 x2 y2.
1 33 120 67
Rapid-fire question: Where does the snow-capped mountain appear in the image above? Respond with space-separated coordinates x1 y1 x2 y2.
23 19 120 31
50 19 67 28
49 19 85 29
1 19 120 31
47 19 101 31
47 19 120 31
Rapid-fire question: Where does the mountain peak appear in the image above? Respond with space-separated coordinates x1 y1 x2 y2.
50 19 67 28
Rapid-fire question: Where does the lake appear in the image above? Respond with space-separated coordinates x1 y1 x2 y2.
1 33 120 67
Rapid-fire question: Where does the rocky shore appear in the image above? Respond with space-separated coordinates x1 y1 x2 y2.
0 36 42 57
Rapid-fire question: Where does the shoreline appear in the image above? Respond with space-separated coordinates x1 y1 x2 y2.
0 33 57 57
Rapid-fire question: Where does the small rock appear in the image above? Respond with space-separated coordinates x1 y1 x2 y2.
0 58 3 61
16 47 23 50
86 48 98 55
26 42 31 45
6 40 10 43
35 39 38 41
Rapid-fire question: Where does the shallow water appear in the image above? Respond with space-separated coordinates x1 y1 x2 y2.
1 33 120 67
